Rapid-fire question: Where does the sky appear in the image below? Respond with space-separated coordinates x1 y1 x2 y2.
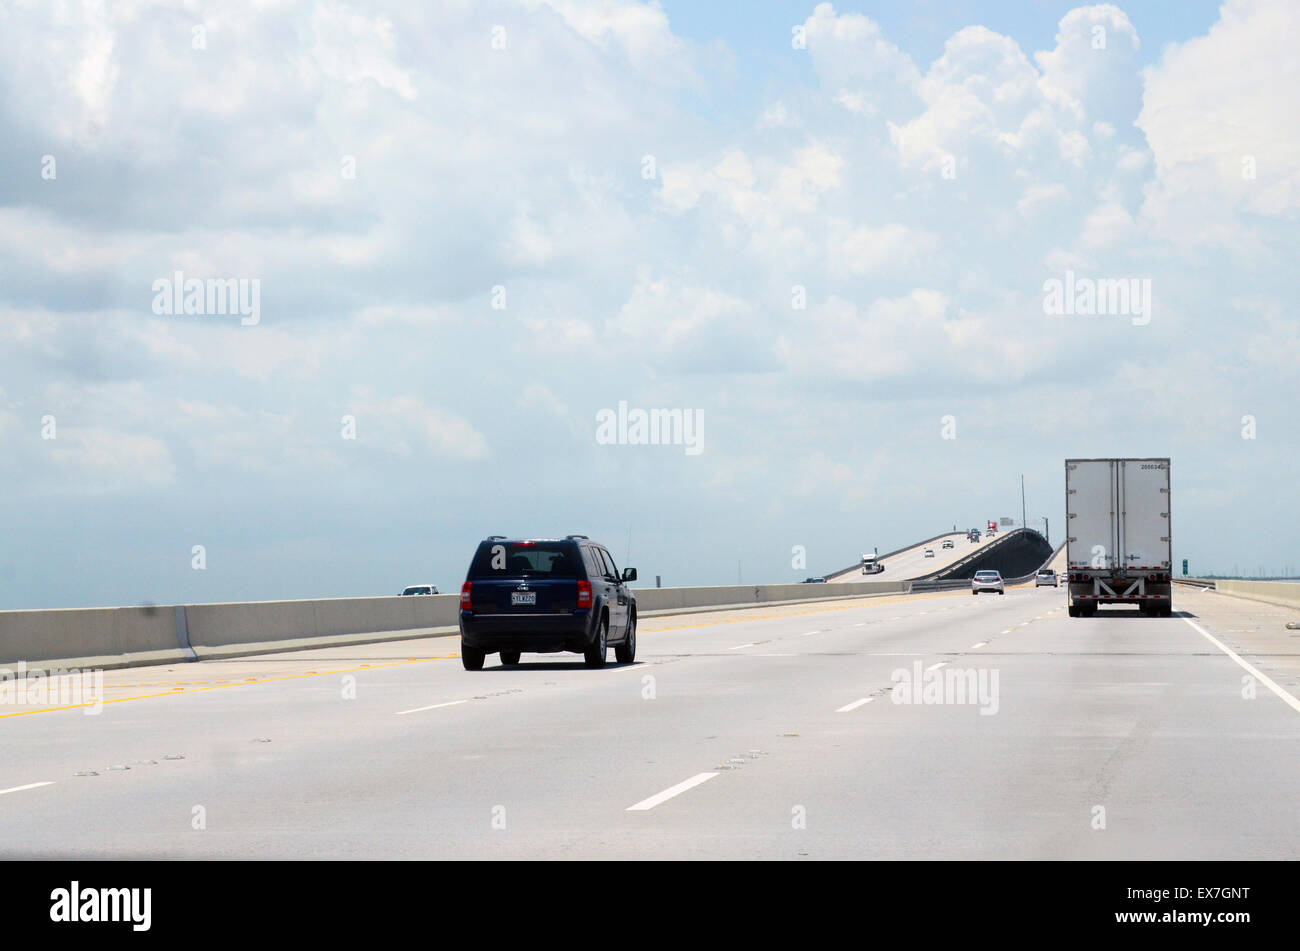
0 0 1297 610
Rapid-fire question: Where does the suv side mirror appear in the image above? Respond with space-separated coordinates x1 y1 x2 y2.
622 567 637 583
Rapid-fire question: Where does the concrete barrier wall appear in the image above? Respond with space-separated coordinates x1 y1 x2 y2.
184 594 462 648
1211 581 1300 610
0 605 186 669
633 580 907 612
2 581 908 670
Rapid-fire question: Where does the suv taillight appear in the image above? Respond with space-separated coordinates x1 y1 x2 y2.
460 582 472 610
576 580 592 608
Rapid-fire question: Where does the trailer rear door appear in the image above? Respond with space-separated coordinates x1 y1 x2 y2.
1118 459 1171 569
1066 459 1118 569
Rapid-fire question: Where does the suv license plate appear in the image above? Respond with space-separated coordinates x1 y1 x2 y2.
511 591 537 606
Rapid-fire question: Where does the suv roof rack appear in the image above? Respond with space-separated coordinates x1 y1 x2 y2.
565 534 589 540
486 535 507 541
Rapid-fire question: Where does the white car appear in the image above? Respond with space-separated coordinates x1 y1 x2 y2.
400 584 439 596
923 548 935 558
971 570 1005 595
942 539 954 550
1035 569 1058 587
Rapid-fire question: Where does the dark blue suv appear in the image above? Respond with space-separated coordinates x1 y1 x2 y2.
458 535 637 670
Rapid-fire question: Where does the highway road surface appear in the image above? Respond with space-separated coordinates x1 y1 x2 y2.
1 584 1297 859
827 530 1005 582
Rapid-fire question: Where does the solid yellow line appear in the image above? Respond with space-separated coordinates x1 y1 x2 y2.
0 656 459 719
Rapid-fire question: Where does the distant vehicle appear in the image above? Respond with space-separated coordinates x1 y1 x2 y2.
400 584 438 596
985 530 995 538
942 539 954 550
1065 458 1172 617
861 553 885 575
803 577 827 583
458 535 637 670
1035 569 1058 588
971 570 1005 595
968 529 981 542
923 548 935 558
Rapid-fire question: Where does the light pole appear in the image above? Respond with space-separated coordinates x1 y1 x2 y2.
1020 474 1027 533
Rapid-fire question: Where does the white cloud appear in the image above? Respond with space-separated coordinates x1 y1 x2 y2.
1138 0 1300 236
346 388 489 461
828 223 939 275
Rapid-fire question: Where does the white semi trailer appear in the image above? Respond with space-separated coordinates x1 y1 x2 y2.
1065 458 1172 617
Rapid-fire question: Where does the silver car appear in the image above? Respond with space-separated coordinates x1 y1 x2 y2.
1035 569 1058 587
971 570 1004 595
400 584 439 596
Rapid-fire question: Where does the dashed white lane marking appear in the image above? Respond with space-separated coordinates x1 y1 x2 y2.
926 661 948 672
1182 617 1300 716
970 641 987 649
801 630 821 636
0 782 54 796
396 699 468 716
853 622 866 627
1001 629 1013 634
730 642 756 650
836 697 875 713
627 772 719 811
1019 622 1030 626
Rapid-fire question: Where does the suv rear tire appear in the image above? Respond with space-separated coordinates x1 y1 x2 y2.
615 614 636 664
499 651 521 666
462 645 486 671
585 617 608 668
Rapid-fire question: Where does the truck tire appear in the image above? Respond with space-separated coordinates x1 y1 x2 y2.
584 616 608 669
615 613 636 664
1068 605 1079 617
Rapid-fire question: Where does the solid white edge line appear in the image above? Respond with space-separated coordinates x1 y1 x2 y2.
0 782 55 796
626 772 719 811
1182 616 1300 715
396 699 468 716
836 697 874 713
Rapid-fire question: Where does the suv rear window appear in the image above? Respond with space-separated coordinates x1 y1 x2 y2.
470 542 580 579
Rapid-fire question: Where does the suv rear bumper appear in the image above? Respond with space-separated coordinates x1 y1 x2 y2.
460 609 599 652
